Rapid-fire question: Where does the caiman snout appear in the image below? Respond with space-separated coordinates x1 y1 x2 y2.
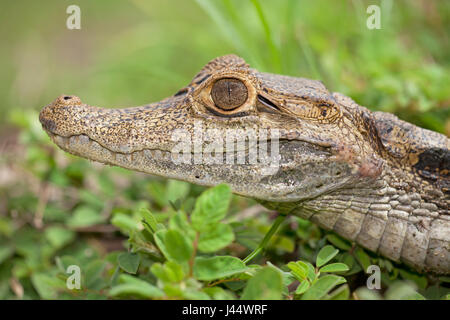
39 93 189 156
39 94 84 135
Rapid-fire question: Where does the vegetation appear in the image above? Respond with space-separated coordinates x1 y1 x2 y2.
0 0 449 300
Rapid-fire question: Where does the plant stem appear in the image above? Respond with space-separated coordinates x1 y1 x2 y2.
243 213 287 264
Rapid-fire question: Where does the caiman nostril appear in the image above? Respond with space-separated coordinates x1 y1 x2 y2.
56 94 82 106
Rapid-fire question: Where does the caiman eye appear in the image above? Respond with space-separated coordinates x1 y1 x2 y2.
211 78 248 110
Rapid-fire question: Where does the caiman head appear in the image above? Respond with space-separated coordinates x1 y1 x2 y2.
39 55 384 205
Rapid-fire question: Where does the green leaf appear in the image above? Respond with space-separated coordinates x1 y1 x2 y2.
0 247 14 264
289 261 316 283
198 224 234 253
287 261 307 281
354 247 372 271
66 206 105 228
0 217 14 237
165 261 185 282
151 261 185 283
193 256 247 281
140 208 160 234
154 230 169 259
182 289 211 300
97 172 115 197
164 229 193 263
338 252 361 275
241 267 283 300
45 226 75 249
118 252 141 274
31 273 66 299
57 255 79 271
319 263 349 273
169 211 196 241
422 284 448 300
79 190 104 210
385 281 425 300
118 274 145 285
403 292 426 300
295 280 310 295
270 235 295 253
316 245 339 267
203 287 236 300
438 276 450 283
328 284 350 300
151 263 170 283
85 260 107 289
111 213 139 234
267 261 296 288
147 182 167 207
301 275 346 300
326 234 352 251
305 262 317 283
354 287 382 300
109 275 164 299
166 180 190 203
191 184 231 231
398 269 427 290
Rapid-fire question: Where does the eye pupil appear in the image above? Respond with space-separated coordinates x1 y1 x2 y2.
211 78 248 110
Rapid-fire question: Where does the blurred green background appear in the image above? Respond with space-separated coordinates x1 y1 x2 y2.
0 0 449 300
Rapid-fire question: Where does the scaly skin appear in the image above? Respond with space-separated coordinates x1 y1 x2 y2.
39 55 449 274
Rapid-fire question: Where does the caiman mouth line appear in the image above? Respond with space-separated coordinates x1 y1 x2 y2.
47 131 332 159
48 132 171 158
47 132 180 170
46 132 280 168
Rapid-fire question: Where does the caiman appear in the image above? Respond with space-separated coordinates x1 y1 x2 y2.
39 55 449 274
